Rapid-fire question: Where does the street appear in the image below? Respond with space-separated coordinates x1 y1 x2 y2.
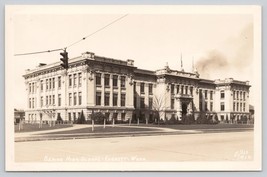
15 131 253 162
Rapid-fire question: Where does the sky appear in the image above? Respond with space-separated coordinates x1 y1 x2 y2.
7 6 258 109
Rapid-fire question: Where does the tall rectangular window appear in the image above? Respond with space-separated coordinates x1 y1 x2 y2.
78 73 82 86
149 98 153 109
121 76 126 88
176 85 180 94
233 91 236 100
149 84 153 95
181 85 184 94
41 96 43 107
220 91 225 99
29 98 31 108
140 97 145 108
233 103 235 111
58 94 61 106
46 79 48 90
96 92 101 105
210 91 213 100
96 73 101 86
171 98 175 109
237 103 239 111
243 103 246 112
104 92 110 106
69 75 72 87
78 92 82 105
240 103 242 112
49 78 52 89
210 102 213 111
49 95 51 105
29 83 31 93
52 95 55 105
199 101 202 111
121 93 126 106
58 76 61 89
204 90 208 99
73 74 77 87
68 113 71 121
190 87 193 96
32 98 34 108
140 83 145 94
199 89 202 100
171 84 174 94
220 102 225 111
69 93 72 106
104 74 110 87
243 92 246 101
52 78 55 89
113 93 118 106
237 91 239 100
46 96 48 105
74 92 77 105
113 75 118 87
205 101 208 111
240 91 242 100
32 83 34 93
40 80 43 91
185 86 188 95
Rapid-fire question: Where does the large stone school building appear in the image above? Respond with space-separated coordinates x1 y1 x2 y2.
23 51 251 124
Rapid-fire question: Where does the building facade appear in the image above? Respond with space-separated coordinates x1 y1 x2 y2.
23 51 251 124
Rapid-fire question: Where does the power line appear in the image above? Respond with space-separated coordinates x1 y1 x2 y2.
66 14 128 49
14 14 128 56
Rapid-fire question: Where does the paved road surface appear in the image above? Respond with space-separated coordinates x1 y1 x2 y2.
15 131 253 162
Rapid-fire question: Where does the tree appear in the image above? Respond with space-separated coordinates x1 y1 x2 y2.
153 93 168 125
91 112 107 129
56 113 63 124
76 110 86 124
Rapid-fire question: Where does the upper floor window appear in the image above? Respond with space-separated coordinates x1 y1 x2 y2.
58 94 61 106
49 78 52 89
96 73 101 86
140 83 145 94
149 98 153 109
29 83 31 93
171 84 174 94
185 86 188 95
69 75 72 87
176 85 180 94
58 76 61 89
104 92 110 106
52 78 55 89
243 92 246 101
74 92 77 105
96 92 101 105
149 84 153 95
210 91 213 100
113 75 118 87
210 102 213 111
121 93 126 107
171 98 174 109
220 90 225 99
113 93 118 106
69 93 72 106
104 74 110 87
121 76 126 88
41 96 43 107
190 87 193 96
181 85 184 94
73 74 77 87
46 79 49 90
204 90 208 99
40 80 43 91
236 91 239 100
233 91 236 100
140 97 145 108
220 102 225 111
78 92 82 105
78 73 82 86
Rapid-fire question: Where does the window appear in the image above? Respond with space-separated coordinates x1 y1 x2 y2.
49 95 51 105
74 92 77 105
58 76 61 89
204 90 208 99
210 102 213 111
205 101 208 111
243 103 246 112
49 78 52 89
243 92 246 101
181 85 184 94
140 97 145 108
220 91 225 99
104 74 110 87
171 98 175 109
52 78 55 89
46 79 48 90
40 80 43 91
121 113 126 120
233 91 236 100
210 91 213 100
96 73 101 86
113 75 118 87
96 92 101 105
140 83 145 94
240 91 242 100
41 96 43 107
52 95 55 105
133 82 136 93
149 98 153 109
121 93 126 107
69 93 72 106
237 91 239 100
185 86 188 95
233 103 235 111
237 103 239 111
199 89 202 100
68 113 71 121
78 92 82 105
190 87 193 96
32 98 34 108
176 85 180 94
29 83 31 93
199 101 202 111
113 93 118 106
113 113 118 119
46 96 48 105
69 75 72 87
220 102 225 111
58 94 61 106
73 113 76 121
29 98 31 108
73 74 77 87
149 84 153 95
240 103 242 112
78 73 82 86
32 83 34 93
171 84 174 94
121 76 126 88
104 92 110 106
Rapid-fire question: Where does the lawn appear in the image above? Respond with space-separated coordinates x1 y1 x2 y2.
138 123 254 130
42 126 158 135
14 123 73 133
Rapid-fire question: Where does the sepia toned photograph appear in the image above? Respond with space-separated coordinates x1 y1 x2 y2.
5 5 262 171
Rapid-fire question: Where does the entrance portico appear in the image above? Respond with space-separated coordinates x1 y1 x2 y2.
175 93 194 120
